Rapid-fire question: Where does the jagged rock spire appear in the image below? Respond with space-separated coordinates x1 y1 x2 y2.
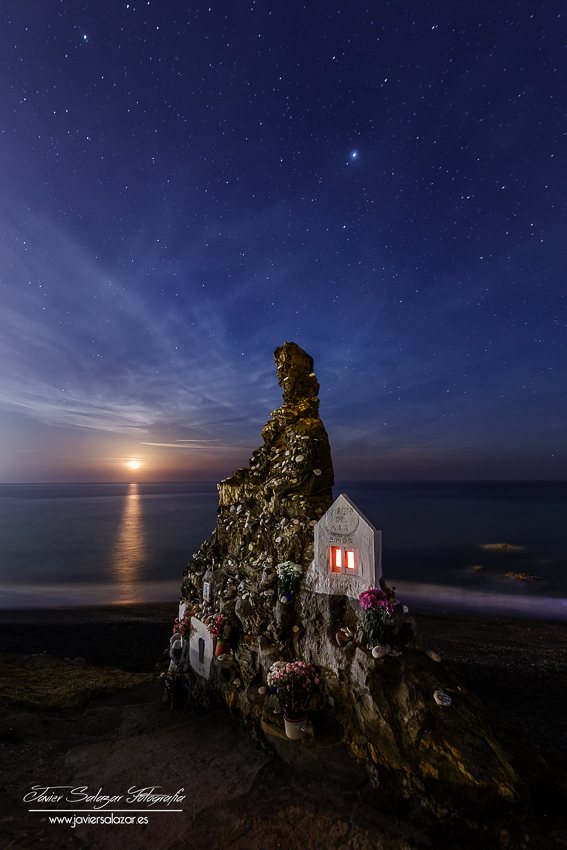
182 342 334 599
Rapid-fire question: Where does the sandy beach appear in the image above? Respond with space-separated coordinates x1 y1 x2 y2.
1 603 566 849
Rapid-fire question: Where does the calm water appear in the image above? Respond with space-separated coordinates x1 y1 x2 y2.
0 480 566 618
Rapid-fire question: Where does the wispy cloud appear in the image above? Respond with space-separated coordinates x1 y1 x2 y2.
140 441 239 449
0 211 277 435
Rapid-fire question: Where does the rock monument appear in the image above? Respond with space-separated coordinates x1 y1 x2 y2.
173 342 525 848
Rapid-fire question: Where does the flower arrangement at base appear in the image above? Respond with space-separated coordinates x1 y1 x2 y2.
173 611 192 639
359 588 397 648
267 660 319 720
209 610 237 652
276 561 303 599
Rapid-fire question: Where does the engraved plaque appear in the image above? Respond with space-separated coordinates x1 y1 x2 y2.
324 504 359 537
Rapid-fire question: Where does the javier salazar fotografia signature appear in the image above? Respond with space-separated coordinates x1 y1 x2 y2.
24 784 186 810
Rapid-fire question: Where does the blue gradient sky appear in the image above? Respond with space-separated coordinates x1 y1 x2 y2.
0 1 565 482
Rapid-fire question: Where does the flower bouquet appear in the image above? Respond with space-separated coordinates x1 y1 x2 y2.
209 610 237 655
359 588 397 648
267 660 319 721
276 561 303 601
173 611 192 639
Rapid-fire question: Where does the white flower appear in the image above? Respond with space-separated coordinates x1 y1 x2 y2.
267 660 287 687
275 561 303 579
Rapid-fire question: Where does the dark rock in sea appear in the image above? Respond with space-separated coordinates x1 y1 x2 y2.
175 341 526 848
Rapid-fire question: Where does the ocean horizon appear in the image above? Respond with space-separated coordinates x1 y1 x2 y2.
0 480 565 619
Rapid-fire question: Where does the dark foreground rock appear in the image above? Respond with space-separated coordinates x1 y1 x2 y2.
0 669 428 850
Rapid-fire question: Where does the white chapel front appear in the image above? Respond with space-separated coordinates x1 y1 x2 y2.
305 493 382 598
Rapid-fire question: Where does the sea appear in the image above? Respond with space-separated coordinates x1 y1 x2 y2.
0 480 566 619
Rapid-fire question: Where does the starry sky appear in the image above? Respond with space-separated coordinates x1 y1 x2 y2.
0 0 565 483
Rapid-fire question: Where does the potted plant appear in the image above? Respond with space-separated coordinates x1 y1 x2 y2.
209 610 237 656
267 660 319 739
359 588 396 649
275 561 303 603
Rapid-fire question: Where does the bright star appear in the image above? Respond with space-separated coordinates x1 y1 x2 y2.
350 150 358 160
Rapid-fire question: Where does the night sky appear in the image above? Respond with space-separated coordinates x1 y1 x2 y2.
0 1 565 483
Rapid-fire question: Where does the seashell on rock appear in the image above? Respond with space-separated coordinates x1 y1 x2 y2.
258 686 267 695
295 455 305 463
309 520 318 526
372 645 389 659
313 469 322 476
426 650 441 662
292 625 300 633
433 690 452 707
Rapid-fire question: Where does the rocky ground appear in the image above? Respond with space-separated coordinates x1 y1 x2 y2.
0 603 566 849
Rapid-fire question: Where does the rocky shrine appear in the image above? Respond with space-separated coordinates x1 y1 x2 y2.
171 342 525 848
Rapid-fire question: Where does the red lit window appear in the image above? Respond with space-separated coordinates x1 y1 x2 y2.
330 546 357 575
330 546 342 573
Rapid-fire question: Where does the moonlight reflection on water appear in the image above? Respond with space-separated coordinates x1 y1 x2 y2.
111 483 147 603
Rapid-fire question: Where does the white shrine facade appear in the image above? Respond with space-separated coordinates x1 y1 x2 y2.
305 493 382 598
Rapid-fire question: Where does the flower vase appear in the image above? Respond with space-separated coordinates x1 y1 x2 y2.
284 713 308 741
279 591 294 604
215 640 230 657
